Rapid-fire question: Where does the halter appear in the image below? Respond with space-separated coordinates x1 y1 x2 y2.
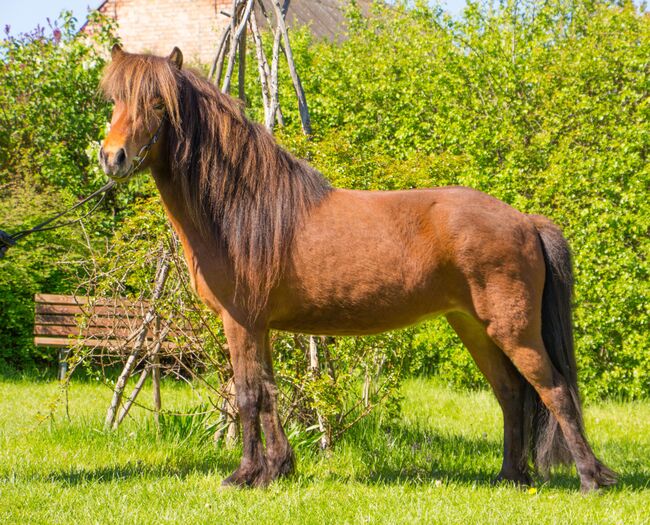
0 113 167 259
114 112 167 182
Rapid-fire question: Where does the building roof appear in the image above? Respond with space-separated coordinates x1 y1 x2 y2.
84 0 371 41
255 0 371 41
82 0 372 63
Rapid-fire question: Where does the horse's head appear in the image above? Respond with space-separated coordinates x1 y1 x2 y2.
99 44 183 181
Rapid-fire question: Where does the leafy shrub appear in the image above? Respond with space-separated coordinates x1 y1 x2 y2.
0 184 86 370
0 11 115 194
0 12 127 370
1 1 648 404
273 0 649 399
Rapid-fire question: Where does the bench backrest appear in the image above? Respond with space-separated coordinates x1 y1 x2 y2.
34 293 173 349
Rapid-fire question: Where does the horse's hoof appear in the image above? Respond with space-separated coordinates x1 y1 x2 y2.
493 470 533 487
267 449 295 479
580 479 601 494
222 466 270 488
580 461 617 493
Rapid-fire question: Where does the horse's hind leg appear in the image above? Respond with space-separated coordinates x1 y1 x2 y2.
446 312 531 485
479 291 614 492
495 333 610 491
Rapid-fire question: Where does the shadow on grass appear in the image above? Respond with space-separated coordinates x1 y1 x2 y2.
333 424 650 492
26 452 240 486
14 421 650 492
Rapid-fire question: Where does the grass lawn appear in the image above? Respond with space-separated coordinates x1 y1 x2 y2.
0 376 648 524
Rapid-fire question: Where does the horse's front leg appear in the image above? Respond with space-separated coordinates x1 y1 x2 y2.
220 314 293 487
258 331 295 479
220 315 268 487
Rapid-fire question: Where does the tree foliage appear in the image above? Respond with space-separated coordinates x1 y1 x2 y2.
269 0 649 399
0 1 648 404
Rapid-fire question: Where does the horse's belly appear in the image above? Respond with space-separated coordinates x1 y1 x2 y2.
271 276 445 334
269 300 446 335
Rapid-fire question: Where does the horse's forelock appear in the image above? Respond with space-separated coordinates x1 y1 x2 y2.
101 52 181 133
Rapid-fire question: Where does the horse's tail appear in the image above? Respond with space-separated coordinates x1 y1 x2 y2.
527 215 617 484
525 215 583 473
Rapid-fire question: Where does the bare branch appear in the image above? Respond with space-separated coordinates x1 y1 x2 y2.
104 249 171 430
271 0 311 135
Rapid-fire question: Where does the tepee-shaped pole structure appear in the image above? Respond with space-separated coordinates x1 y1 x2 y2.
208 0 312 135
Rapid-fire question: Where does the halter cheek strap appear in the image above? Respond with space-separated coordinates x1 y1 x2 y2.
118 112 167 181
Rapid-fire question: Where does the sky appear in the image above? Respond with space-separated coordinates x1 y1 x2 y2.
1 0 97 35
1 0 468 37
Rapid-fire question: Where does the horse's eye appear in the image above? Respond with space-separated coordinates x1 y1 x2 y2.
154 101 165 111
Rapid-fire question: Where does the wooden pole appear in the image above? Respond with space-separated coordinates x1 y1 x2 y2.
104 251 170 430
213 377 239 447
269 18 282 130
116 366 150 426
221 0 254 94
271 0 312 135
209 25 232 83
259 0 287 129
152 315 163 428
152 359 162 428
221 0 240 93
113 321 171 428
249 11 272 128
309 336 330 449
238 15 247 102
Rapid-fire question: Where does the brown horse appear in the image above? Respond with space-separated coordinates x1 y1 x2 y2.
99 45 616 491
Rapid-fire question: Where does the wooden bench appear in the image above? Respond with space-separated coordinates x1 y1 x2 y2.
34 294 182 380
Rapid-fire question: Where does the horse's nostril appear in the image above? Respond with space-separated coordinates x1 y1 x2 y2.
115 148 126 166
99 146 106 163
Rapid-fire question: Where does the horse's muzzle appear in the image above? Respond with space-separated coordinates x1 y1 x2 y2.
99 146 131 180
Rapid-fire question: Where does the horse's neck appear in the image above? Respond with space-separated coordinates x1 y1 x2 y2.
151 167 195 240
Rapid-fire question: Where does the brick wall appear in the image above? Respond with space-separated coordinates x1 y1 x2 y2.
95 0 231 64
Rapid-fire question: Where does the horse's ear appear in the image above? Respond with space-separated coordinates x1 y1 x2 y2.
168 47 183 70
111 43 123 60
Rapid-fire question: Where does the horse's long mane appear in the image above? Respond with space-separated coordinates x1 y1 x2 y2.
101 52 332 315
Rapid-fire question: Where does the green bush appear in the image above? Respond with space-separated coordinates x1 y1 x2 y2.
0 12 115 193
1 1 647 402
272 0 649 398
0 12 118 370
0 185 85 370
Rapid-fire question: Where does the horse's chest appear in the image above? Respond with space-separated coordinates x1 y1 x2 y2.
174 239 229 315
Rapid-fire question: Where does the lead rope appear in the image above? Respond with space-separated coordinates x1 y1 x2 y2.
0 113 166 259
0 180 116 259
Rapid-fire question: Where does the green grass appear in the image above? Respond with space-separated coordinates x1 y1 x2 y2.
0 377 648 524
